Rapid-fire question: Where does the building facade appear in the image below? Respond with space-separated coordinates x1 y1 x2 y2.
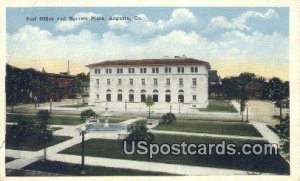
86 58 210 113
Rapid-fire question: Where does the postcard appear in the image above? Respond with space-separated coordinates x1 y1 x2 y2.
1 1 300 181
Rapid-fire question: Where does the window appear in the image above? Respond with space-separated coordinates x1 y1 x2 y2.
96 94 99 99
152 67 159 73
154 78 158 86
165 67 171 73
179 78 183 86
140 68 147 74
117 68 123 74
129 90 134 102
192 78 197 86
117 89 122 102
177 67 184 73
96 79 99 87
107 79 110 86
165 90 171 102
130 78 133 86
191 67 198 73
128 68 135 74
118 79 122 85
166 78 170 86
106 94 111 102
117 94 122 102
95 69 100 74
106 68 112 74
178 90 184 103
141 90 146 102
141 78 145 86
193 95 197 101
153 90 158 102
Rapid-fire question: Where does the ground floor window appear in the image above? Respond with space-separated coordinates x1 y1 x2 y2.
96 94 99 99
153 95 158 102
165 95 171 102
178 95 184 103
117 94 122 102
106 94 111 102
141 94 146 102
129 94 134 102
192 95 197 101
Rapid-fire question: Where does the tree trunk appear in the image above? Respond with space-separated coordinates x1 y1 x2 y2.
148 106 150 118
279 102 282 125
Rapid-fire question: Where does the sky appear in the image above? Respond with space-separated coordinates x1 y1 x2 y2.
6 7 289 80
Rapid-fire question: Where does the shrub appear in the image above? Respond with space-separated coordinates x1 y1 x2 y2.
81 109 96 120
160 113 176 124
126 122 154 143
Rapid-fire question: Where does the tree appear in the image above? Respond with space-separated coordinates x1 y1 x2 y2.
37 110 52 161
266 77 286 123
274 113 289 160
160 113 176 124
81 109 96 120
145 95 154 118
126 122 154 143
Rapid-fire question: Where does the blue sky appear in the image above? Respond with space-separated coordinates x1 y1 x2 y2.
6 7 289 79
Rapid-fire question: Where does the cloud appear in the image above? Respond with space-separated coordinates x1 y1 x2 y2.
7 25 288 66
206 9 279 31
107 8 197 36
55 12 101 31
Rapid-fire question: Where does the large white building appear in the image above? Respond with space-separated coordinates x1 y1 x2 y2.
86 57 211 113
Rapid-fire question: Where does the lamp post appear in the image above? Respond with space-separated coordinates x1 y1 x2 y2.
178 99 181 113
49 98 53 113
246 104 249 122
80 125 86 174
34 96 37 109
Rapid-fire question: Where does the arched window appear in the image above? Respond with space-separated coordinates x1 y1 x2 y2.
141 90 146 102
165 89 171 102
129 89 134 102
106 89 111 102
153 90 158 102
178 90 184 103
117 89 122 102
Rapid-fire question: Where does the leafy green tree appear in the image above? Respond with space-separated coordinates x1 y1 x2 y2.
37 110 52 161
126 122 154 143
145 95 154 118
266 77 286 123
160 113 176 124
81 109 96 120
274 113 289 160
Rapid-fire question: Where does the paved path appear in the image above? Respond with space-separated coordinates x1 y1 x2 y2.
48 153 250 175
251 122 280 145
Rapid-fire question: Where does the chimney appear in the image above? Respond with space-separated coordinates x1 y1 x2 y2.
67 61 70 75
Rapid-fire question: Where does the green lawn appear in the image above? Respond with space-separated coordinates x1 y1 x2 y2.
60 134 289 174
154 119 262 137
23 160 175 176
5 157 16 163
200 100 237 112
6 126 72 151
6 114 85 125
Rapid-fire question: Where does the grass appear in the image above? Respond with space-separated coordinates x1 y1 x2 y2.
23 160 176 176
60 134 289 174
154 119 262 137
5 157 16 163
6 126 72 151
199 100 237 113
6 114 85 125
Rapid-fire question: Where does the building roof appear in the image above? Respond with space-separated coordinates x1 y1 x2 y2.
86 58 211 69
